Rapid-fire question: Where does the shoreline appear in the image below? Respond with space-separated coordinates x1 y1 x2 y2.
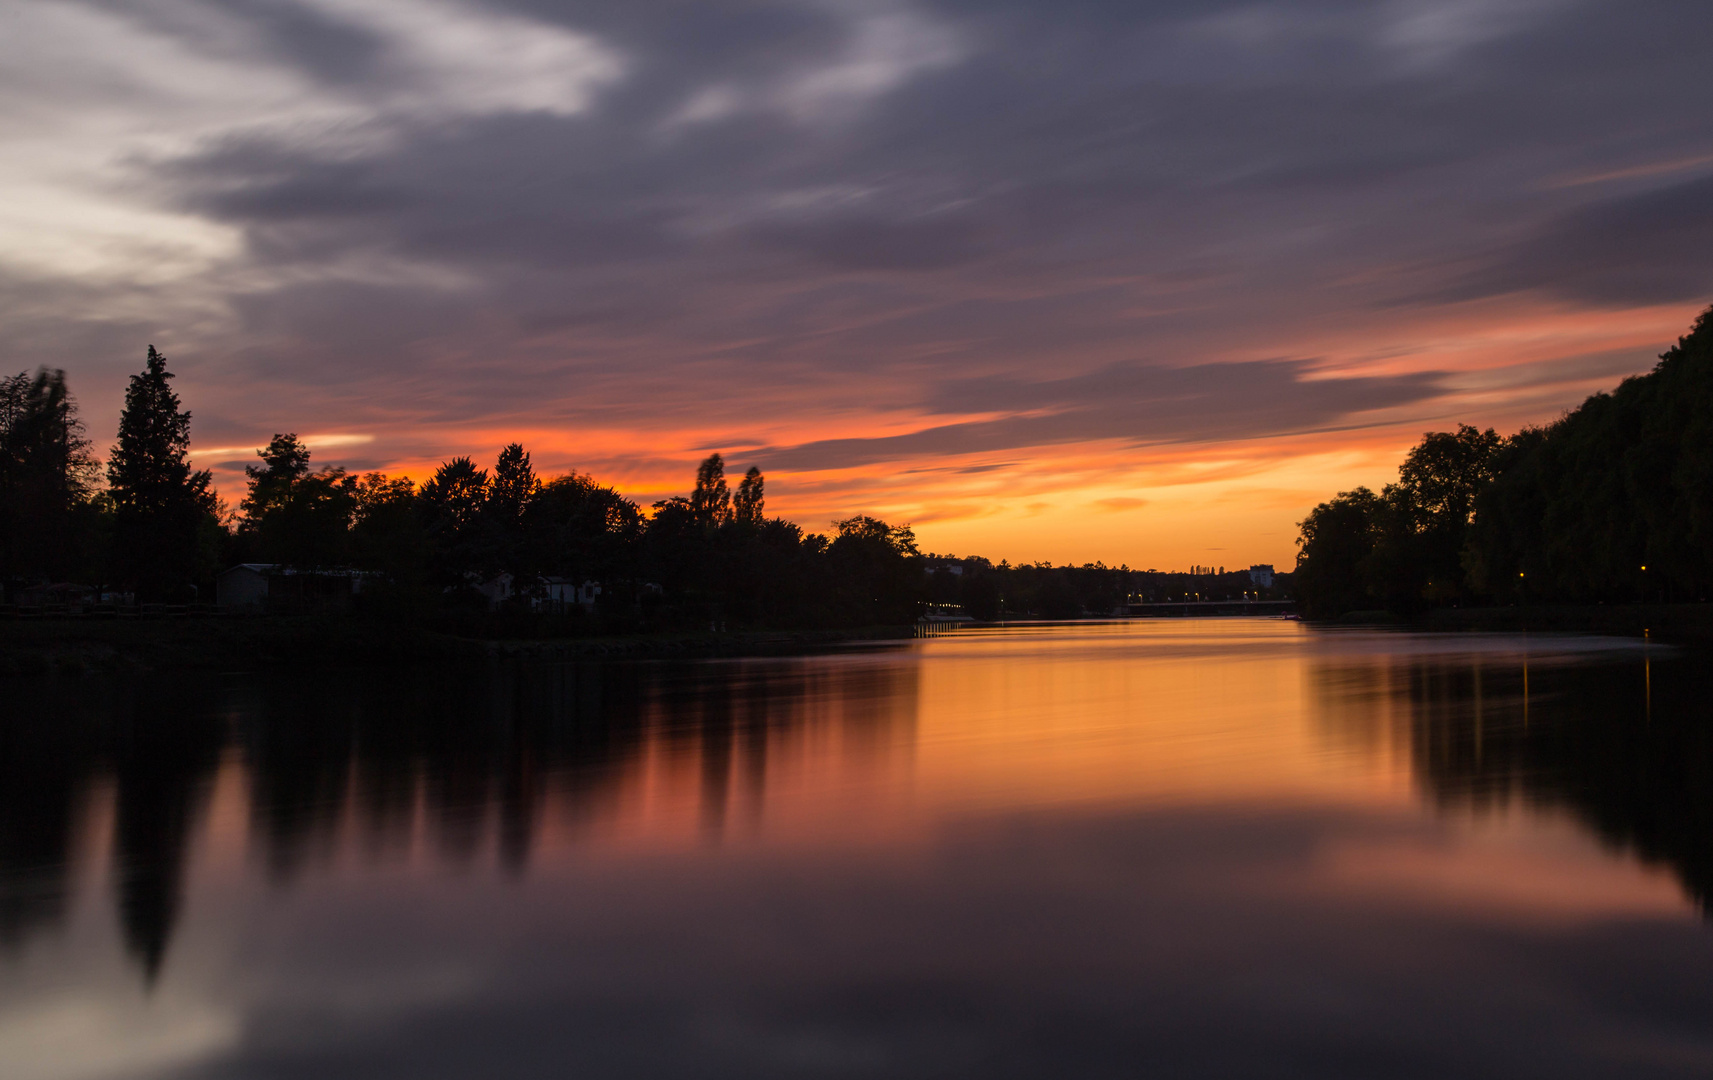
7 605 1708 676
0 617 915 676
1419 603 1713 642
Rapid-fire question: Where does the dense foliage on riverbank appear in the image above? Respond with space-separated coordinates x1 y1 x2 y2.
1296 304 1713 618
4 347 1289 631
1 347 933 627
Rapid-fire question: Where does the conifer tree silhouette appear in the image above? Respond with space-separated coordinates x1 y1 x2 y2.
734 466 764 526
690 453 731 528
107 347 214 599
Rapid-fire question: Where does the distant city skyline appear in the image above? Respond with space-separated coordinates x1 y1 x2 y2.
4 0 1709 566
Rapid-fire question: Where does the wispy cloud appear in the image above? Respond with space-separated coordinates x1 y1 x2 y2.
757 359 1449 470
191 432 375 461
2 0 1709 568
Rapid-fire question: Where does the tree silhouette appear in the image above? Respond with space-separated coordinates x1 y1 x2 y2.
420 457 491 583
529 471 642 591
690 453 731 528
422 458 489 531
1389 424 1503 604
1470 304 1713 602
828 515 922 625
240 433 310 521
486 443 539 579
349 472 426 583
1396 425 1504 530
236 435 359 570
1296 301 1713 613
0 368 100 590
734 466 764 526
1294 487 1384 618
106 347 215 600
488 443 539 530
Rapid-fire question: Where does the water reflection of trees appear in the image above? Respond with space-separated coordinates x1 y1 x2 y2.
0 681 105 948
0 678 223 981
1311 647 1713 914
234 664 654 879
0 653 917 979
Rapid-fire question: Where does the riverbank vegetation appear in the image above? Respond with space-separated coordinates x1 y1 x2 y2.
2 348 1286 639
1295 303 1713 619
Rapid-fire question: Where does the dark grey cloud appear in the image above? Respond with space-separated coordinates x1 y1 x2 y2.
759 358 1447 469
11 0 1713 465
1460 175 1713 305
750 213 990 271
154 0 1713 298
218 0 386 83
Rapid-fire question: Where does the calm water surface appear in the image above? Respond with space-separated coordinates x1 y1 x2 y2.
2 620 1711 1078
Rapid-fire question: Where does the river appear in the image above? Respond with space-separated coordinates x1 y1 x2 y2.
1 620 1709 1077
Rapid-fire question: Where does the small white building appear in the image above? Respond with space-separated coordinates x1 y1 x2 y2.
1248 564 1275 589
216 564 277 610
217 564 370 611
16 582 96 608
537 577 602 612
474 572 515 609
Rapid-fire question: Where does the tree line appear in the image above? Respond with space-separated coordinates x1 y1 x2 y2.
3 345 1297 628
0 346 927 628
922 561 1287 622
233 435 931 629
1 347 219 603
1294 303 1713 618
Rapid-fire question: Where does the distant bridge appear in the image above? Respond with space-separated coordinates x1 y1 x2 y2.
1124 600 1296 618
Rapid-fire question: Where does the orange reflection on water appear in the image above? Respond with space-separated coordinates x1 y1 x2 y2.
909 621 1416 815
1 620 1704 1080
548 658 923 853
521 622 1423 853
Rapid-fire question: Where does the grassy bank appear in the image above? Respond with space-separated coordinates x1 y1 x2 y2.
0 616 914 676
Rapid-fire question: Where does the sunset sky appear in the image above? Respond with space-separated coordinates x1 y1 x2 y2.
4 0 1709 569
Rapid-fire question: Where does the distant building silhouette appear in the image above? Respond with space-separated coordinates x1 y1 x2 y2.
216 563 370 612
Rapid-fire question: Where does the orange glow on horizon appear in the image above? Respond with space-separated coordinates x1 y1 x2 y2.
185 299 1703 570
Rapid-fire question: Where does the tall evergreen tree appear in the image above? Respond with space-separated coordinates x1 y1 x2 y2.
485 443 539 578
0 368 100 590
487 443 538 530
690 453 730 528
107 347 215 600
0 372 29 438
733 466 764 526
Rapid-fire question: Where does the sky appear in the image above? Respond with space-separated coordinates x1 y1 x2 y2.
3 0 1710 570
